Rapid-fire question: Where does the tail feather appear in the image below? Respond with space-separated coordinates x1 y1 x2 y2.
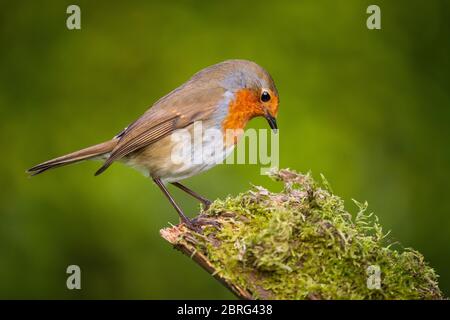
27 139 117 176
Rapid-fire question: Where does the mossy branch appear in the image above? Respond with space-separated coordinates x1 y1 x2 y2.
160 169 443 300
160 224 254 299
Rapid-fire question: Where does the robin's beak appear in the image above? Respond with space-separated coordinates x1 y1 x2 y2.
264 112 278 133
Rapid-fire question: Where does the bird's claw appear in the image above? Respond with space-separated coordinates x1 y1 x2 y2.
202 200 212 211
183 215 220 233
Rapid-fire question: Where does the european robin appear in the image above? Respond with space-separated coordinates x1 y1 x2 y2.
28 59 279 230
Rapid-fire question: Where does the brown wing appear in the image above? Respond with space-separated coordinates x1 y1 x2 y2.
95 84 225 176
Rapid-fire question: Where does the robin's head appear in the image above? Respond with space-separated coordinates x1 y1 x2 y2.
190 59 279 132
222 60 278 132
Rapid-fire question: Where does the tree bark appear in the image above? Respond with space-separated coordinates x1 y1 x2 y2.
160 220 253 299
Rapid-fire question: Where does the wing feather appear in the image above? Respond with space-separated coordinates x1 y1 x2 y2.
94 83 225 176
95 117 181 175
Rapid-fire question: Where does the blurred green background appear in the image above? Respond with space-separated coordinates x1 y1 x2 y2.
0 0 449 299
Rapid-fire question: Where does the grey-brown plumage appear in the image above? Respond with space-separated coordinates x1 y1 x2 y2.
28 60 278 177
27 59 280 229
27 140 117 176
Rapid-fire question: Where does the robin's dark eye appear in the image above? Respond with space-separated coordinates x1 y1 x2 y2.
261 91 271 102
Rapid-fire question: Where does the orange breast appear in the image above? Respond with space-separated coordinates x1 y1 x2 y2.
222 89 261 130
222 89 262 146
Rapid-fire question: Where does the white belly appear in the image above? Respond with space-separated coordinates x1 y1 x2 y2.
124 128 236 184
160 138 236 183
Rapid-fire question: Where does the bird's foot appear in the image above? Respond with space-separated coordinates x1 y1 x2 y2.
183 215 220 233
201 199 212 211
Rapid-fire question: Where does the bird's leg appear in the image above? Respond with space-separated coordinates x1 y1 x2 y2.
153 178 198 231
171 182 212 210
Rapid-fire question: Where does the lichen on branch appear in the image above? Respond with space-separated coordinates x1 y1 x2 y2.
160 169 443 300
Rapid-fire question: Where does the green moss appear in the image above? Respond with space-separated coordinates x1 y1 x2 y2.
195 169 442 299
